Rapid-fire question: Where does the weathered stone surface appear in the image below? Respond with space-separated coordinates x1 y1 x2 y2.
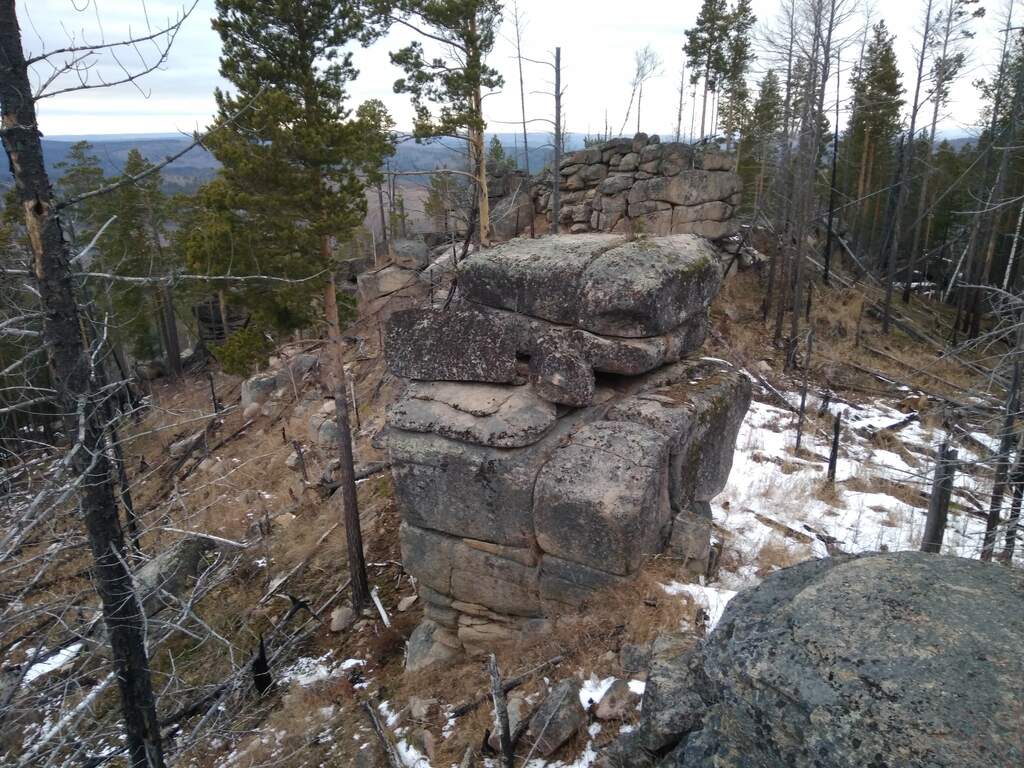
135 536 216 616
168 429 206 458
631 171 742 208
241 373 277 408
529 332 595 406
388 382 557 448
692 146 736 172
538 554 629 613
399 523 540 616
528 679 587 756
405 619 460 672
637 635 711 755
390 427 554 546
357 265 418 305
608 360 751 508
491 188 535 241
599 174 636 195
391 239 431 270
534 421 671 575
274 352 318 390
385 306 519 383
596 679 642 720
660 553 1024 768
459 235 721 338
666 506 711 577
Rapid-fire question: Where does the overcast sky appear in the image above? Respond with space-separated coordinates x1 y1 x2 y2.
20 0 1016 141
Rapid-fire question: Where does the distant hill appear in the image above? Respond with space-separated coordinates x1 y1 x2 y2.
2 131 590 195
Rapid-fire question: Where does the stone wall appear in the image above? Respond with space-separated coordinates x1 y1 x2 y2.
382 234 751 670
502 133 742 240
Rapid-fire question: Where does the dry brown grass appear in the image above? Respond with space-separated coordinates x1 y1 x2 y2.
844 473 929 509
754 534 814 578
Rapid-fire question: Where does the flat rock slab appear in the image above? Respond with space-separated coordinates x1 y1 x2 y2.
459 234 721 337
388 382 557 448
658 553 1024 767
385 305 519 383
534 421 671 576
399 523 540 617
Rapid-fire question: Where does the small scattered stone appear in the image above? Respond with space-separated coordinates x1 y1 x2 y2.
242 402 260 420
329 606 357 632
397 594 418 612
595 679 640 720
285 451 301 470
527 678 586 756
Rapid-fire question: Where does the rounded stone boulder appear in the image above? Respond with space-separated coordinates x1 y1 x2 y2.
666 552 1024 768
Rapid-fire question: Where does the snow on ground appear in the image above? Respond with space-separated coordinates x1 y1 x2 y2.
713 393 1006 596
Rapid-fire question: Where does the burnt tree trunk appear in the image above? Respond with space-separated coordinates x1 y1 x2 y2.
0 5 165 766
323 265 371 611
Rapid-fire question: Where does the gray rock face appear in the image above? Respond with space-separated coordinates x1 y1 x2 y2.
528 678 587 756
135 537 217 616
623 554 1024 768
391 239 431 270
385 305 519 383
459 234 720 338
241 373 277 408
534 421 671 576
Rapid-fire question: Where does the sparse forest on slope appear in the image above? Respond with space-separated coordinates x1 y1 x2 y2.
1 0 1023 767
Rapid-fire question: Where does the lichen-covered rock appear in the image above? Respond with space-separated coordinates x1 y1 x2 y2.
646 553 1024 767
527 678 587 756
356 265 418 305
241 373 277 408
385 305 519 383
390 427 553 546
388 382 557 448
459 234 721 338
534 421 672 576
529 331 596 406
405 619 460 672
391 239 431 270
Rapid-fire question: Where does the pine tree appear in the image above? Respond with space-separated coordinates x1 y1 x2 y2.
740 69 783 213
488 135 515 170
843 21 904 259
717 0 756 152
684 0 730 140
54 141 106 247
208 0 395 612
390 0 504 246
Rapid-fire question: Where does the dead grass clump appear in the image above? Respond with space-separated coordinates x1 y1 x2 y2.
754 534 814 577
870 428 919 467
813 478 844 506
844 474 928 509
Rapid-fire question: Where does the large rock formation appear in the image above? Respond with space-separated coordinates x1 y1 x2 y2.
384 234 751 669
493 134 742 239
602 552 1024 768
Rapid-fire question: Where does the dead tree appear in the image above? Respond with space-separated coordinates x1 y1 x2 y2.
0 2 197 764
921 443 957 553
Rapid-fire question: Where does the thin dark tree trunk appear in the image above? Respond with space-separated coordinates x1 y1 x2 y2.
0 6 165 765
512 3 534 238
999 434 1024 562
982 319 1024 560
552 47 562 234
921 442 957 553
323 264 371 609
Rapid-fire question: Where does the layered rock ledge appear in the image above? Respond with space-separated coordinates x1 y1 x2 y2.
385 234 751 670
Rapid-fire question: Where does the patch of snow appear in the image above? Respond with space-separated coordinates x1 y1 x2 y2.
627 679 646 696
579 675 616 709
23 643 82 684
663 582 737 631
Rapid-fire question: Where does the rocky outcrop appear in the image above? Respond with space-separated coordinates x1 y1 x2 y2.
603 553 1024 768
495 134 741 239
385 234 751 670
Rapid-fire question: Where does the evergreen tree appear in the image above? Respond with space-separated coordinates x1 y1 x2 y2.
717 0 756 151
739 69 783 212
843 21 904 258
684 0 730 140
54 141 105 248
207 0 393 612
390 0 503 246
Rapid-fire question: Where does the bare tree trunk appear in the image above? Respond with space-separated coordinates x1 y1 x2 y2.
323 262 371 609
921 443 957 553
162 284 182 378
699 64 711 140
675 52 686 142
513 2 534 238
982 318 1023 561
0 7 165 765
377 181 389 263
552 47 562 235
